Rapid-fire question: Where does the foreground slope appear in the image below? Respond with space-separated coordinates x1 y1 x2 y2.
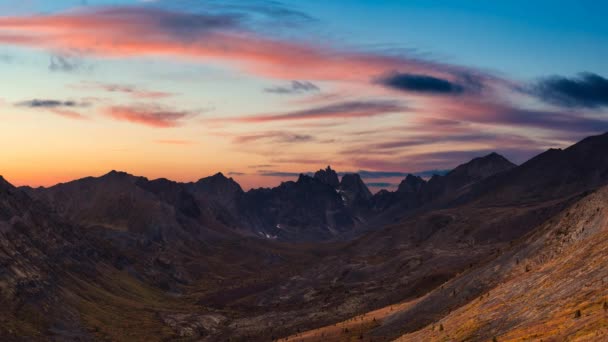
285 184 608 342
397 184 608 341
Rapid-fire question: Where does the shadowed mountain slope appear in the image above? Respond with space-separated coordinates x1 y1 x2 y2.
3 133 608 341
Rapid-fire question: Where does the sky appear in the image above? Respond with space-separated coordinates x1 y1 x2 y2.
1 0 607 190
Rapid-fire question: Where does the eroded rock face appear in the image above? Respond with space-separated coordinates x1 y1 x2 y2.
339 173 372 207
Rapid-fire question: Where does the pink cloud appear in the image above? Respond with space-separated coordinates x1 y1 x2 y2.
104 105 193 128
219 100 407 123
0 7 499 85
85 83 175 99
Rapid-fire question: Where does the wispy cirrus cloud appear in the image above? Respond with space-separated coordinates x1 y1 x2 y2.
15 99 89 120
233 131 314 144
80 82 175 99
0 6 500 86
49 54 86 72
264 80 319 94
16 99 88 108
222 100 407 123
48 109 88 120
434 99 608 133
104 105 195 128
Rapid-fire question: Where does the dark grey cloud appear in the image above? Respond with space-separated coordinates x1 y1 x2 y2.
256 169 450 179
16 99 88 108
257 170 313 177
377 72 478 95
227 171 246 176
347 170 450 179
265 81 320 94
530 72 608 108
412 169 452 178
0 54 13 63
366 182 395 188
49 55 84 72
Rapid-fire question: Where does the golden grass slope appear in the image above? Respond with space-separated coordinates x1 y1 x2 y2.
397 186 608 341
287 186 608 342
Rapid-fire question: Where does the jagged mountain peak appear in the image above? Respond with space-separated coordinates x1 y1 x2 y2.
103 170 134 178
397 174 426 193
296 173 313 183
314 166 340 188
340 173 372 201
196 172 241 189
449 152 516 180
0 175 14 192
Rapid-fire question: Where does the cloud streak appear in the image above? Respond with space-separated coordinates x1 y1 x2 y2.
16 99 88 108
0 6 499 85
265 80 319 94
104 105 194 128
87 83 174 99
224 100 407 123
433 100 608 134
49 109 87 120
233 131 314 143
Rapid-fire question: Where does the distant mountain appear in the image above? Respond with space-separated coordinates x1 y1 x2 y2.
339 173 372 206
369 152 516 217
5 132 608 340
420 152 516 203
313 166 340 188
472 132 608 205
27 166 378 242
186 172 243 210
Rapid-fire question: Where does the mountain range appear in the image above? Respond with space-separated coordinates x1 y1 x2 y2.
2 132 608 341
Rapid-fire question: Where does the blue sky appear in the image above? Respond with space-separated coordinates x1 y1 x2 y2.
0 0 607 189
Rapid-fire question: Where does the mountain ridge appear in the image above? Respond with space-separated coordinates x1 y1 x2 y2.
3 133 608 340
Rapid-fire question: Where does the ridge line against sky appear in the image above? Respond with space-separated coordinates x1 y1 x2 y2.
0 0 607 190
